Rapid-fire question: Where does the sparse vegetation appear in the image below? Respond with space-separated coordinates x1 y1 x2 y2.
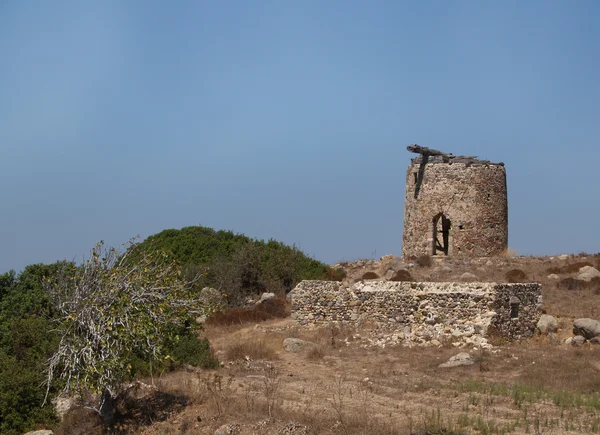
361 271 379 280
389 269 415 281
225 338 278 361
504 269 527 283
415 254 433 267
205 295 289 326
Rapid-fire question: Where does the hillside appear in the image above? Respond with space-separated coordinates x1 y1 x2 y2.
49 253 600 435
132 226 340 304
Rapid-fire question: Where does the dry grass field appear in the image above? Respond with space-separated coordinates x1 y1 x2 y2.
56 254 600 435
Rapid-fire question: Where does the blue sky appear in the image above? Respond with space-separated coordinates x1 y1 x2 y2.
1 1 599 272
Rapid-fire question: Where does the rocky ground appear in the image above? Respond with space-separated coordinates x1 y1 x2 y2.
48 254 600 435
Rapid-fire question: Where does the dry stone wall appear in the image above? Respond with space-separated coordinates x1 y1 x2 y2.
290 280 541 345
402 161 508 258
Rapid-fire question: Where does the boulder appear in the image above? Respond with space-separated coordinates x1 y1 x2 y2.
547 274 559 280
199 287 226 309
439 352 474 368
578 266 600 282
572 335 586 346
536 314 558 334
460 272 478 282
573 318 600 339
53 396 76 421
257 292 276 304
283 338 317 353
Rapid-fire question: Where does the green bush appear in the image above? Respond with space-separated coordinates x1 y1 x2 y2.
170 335 219 369
131 226 335 305
0 265 68 434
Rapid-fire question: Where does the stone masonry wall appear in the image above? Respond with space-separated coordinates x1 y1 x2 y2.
290 281 541 344
402 162 508 258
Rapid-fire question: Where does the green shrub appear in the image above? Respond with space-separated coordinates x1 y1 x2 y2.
170 335 219 369
361 271 379 280
389 269 414 282
505 269 527 283
129 226 334 305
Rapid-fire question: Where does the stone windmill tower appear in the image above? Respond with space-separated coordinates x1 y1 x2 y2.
402 145 508 258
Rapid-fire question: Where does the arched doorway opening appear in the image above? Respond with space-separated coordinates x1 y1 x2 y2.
433 213 451 256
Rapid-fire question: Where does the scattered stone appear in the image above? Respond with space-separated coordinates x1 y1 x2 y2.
214 423 241 435
547 274 559 280
439 352 475 368
578 266 600 282
573 318 600 339
278 421 309 435
283 338 317 353
572 335 586 346
536 314 558 334
460 272 478 282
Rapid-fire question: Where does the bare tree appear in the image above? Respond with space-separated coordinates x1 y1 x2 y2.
43 238 210 422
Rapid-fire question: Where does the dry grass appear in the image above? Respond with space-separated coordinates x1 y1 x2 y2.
205 295 289 326
389 269 415 282
547 261 594 275
504 269 527 283
225 338 278 361
83 253 600 434
361 271 379 280
415 254 433 267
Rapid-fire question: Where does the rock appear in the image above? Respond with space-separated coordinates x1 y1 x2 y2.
578 266 600 282
439 352 474 368
573 318 600 339
565 337 573 345
537 314 558 334
460 272 478 282
380 254 399 261
558 254 569 260
214 423 241 435
590 337 600 345
548 332 561 344
485 260 494 267
53 396 76 421
257 292 276 304
24 431 54 435
572 335 586 346
283 338 317 353
547 274 559 280
200 287 226 309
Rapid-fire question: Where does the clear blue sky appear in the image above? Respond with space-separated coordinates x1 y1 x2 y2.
1 1 599 272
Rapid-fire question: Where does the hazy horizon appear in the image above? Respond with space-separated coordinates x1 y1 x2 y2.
2 1 599 272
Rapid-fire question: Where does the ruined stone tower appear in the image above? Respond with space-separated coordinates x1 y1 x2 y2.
402 145 508 258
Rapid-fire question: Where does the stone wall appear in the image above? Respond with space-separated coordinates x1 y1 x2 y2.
290 280 541 344
402 161 508 258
